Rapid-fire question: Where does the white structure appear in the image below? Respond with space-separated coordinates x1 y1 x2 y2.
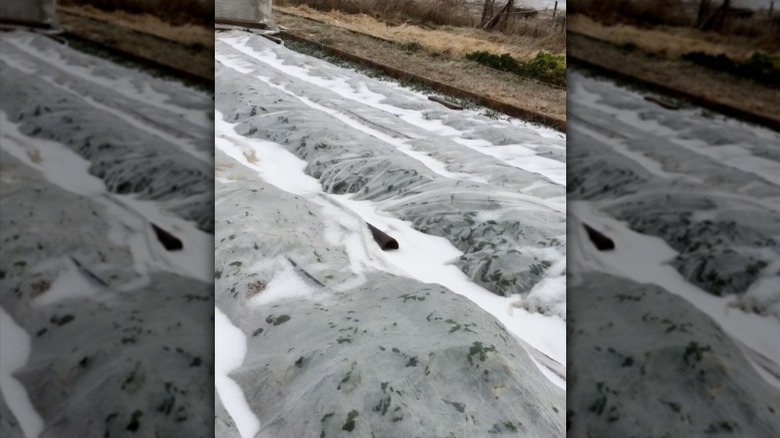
0 0 56 27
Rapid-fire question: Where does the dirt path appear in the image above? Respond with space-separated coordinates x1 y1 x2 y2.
273 9 566 123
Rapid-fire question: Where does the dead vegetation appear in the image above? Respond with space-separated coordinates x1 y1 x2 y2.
569 14 757 60
56 4 214 82
59 0 213 27
569 0 779 90
279 0 476 27
59 4 214 47
276 0 565 53
569 0 780 52
276 5 558 58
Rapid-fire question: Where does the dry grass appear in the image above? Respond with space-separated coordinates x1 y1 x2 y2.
58 8 214 81
59 5 213 47
569 0 692 27
276 5 558 59
569 14 762 60
278 0 476 27
569 0 779 52
501 16 566 54
59 0 213 27
277 0 565 53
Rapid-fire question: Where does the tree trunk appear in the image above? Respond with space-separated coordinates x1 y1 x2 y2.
700 0 731 31
484 0 514 30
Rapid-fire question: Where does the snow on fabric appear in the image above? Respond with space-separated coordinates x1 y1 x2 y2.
214 29 567 437
0 31 213 437
567 69 780 436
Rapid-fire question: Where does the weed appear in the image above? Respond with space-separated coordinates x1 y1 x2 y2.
465 51 522 73
683 51 780 87
520 51 566 86
465 50 566 86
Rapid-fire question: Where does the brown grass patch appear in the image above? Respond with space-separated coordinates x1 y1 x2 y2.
569 14 762 60
59 0 213 27
277 5 558 59
57 8 214 81
278 0 475 27
569 0 692 27
276 0 564 53
569 0 779 52
59 5 213 48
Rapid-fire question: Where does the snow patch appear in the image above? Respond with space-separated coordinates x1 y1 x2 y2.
215 308 261 438
0 308 45 438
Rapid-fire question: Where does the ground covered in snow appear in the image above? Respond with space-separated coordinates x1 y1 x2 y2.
0 31 213 437
215 30 567 437
568 69 780 436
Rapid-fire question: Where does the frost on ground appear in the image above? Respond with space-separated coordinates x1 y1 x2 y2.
568 70 780 436
0 31 213 437
215 30 566 437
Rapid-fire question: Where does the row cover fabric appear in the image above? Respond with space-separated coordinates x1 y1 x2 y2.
0 32 213 437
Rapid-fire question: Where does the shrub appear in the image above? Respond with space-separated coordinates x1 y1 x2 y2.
465 50 565 86
520 52 566 85
465 51 522 73
682 50 780 87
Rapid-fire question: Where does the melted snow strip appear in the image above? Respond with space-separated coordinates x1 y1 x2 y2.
0 307 45 438
215 307 261 438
